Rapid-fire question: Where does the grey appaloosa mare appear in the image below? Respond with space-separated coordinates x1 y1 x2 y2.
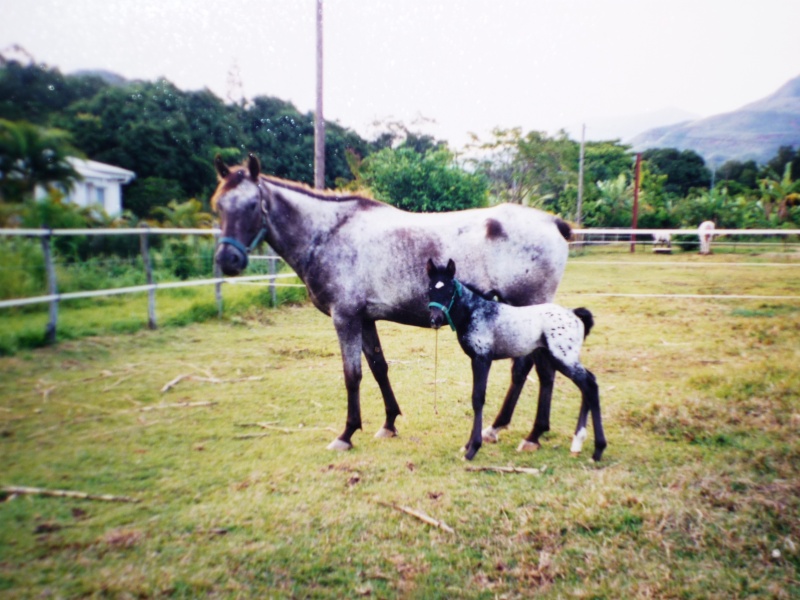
212 154 572 452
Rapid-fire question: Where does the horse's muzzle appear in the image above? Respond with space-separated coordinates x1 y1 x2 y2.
215 244 248 276
429 309 444 330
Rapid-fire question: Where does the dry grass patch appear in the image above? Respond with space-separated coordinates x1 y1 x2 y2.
1 249 799 598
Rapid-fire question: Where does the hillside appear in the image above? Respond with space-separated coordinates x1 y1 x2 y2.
630 75 800 166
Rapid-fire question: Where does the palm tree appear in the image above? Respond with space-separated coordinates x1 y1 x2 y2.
151 199 213 229
759 163 800 222
0 119 82 202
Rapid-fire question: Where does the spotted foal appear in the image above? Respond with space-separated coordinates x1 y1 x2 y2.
427 258 607 461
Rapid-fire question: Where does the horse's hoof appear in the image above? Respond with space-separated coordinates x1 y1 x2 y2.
374 427 397 439
481 426 500 443
327 438 353 452
570 427 588 453
517 440 540 452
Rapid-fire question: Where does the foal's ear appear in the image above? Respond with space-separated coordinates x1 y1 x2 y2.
214 154 230 179
426 258 436 278
446 258 456 278
247 153 261 181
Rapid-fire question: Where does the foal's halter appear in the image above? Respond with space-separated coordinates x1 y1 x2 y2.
217 180 269 261
428 279 463 332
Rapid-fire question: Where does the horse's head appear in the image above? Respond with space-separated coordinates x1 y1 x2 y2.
426 258 460 330
211 154 267 276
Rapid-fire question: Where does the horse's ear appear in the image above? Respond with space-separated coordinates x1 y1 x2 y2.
248 153 261 181
214 154 230 179
446 259 456 278
426 258 436 278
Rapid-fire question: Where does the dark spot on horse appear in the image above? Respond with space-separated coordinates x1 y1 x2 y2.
485 218 507 240
555 218 572 241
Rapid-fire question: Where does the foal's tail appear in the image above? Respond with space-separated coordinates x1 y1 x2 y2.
573 307 594 338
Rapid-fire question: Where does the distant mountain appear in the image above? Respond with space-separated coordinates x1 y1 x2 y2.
569 107 701 143
71 69 128 86
629 75 800 167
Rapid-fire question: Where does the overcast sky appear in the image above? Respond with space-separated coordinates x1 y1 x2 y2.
2 0 799 147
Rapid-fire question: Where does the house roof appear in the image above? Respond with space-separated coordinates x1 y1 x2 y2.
67 157 136 184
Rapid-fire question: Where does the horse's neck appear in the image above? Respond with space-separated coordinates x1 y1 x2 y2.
263 180 354 274
451 284 484 333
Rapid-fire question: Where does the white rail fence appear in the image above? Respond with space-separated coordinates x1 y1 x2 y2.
0 226 301 343
1 226 799 344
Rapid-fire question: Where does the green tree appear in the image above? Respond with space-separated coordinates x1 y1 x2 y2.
361 147 487 212
0 119 81 202
642 148 711 197
151 198 213 228
759 163 800 223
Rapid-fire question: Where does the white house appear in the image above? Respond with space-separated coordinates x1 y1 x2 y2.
36 157 136 216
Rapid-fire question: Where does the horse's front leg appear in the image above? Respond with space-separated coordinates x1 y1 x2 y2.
465 356 491 461
327 312 364 451
482 354 535 443
362 320 402 439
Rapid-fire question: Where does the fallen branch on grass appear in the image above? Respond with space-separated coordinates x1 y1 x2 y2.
161 374 264 393
377 500 455 534
136 401 217 412
2 485 141 503
465 465 546 475
234 423 338 439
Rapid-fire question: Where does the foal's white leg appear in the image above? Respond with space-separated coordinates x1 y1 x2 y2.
570 427 588 455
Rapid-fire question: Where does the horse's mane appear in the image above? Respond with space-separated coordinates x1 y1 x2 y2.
210 166 384 211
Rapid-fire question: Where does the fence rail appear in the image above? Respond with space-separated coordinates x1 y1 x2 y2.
2 226 799 345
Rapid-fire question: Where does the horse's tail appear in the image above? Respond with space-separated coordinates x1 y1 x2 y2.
573 307 594 338
555 217 572 241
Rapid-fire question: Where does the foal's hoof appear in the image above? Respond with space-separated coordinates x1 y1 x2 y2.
481 426 501 443
570 427 588 454
517 440 540 452
327 438 353 452
374 427 397 439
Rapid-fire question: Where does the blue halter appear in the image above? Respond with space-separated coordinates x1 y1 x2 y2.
217 181 269 263
428 279 462 331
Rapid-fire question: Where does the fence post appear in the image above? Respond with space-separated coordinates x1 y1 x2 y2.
41 229 58 345
139 225 157 330
268 246 277 308
213 230 223 317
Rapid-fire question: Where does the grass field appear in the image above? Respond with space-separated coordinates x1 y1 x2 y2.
1 247 799 598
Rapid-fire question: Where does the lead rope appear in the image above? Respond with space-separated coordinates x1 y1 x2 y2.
433 328 439 415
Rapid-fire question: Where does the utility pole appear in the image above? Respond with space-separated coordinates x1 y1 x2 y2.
630 152 642 253
576 124 585 227
314 0 325 190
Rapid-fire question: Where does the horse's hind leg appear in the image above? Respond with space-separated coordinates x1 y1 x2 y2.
518 349 557 451
482 354 535 443
362 320 402 438
557 363 607 462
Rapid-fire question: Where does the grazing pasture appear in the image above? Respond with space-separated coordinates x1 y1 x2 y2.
1 248 799 598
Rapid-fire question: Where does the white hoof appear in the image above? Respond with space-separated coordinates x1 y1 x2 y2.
374 427 397 439
570 427 588 454
327 438 353 452
517 440 540 452
482 426 501 443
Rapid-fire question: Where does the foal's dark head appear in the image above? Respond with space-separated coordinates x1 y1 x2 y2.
211 154 265 276
426 258 459 330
